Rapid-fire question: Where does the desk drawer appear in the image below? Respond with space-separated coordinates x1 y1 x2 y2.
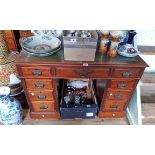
27 90 54 101
106 90 131 100
31 101 55 112
55 67 110 78
112 68 142 78
25 79 53 90
21 67 52 77
109 80 136 90
103 100 126 111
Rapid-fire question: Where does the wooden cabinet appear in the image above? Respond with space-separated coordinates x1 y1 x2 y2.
15 50 148 119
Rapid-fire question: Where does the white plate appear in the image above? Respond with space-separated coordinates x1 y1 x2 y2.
22 36 61 53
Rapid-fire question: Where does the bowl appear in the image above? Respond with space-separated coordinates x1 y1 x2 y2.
21 36 61 53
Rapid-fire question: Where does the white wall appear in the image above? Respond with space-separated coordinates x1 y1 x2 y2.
137 30 155 46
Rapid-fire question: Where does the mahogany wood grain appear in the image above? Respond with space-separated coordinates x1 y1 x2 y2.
109 79 137 90
25 79 53 90
31 101 55 112
15 50 148 119
27 90 54 101
102 100 126 111
98 111 126 118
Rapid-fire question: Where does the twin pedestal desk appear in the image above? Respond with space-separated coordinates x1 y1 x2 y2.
15 50 148 119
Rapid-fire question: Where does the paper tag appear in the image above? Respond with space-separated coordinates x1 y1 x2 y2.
86 113 94 117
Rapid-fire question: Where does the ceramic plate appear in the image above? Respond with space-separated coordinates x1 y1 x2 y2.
22 36 61 53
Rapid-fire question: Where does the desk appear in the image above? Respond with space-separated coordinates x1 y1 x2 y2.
15 50 148 119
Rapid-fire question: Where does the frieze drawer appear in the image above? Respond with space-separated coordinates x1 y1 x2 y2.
55 67 110 78
31 101 55 112
25 79 53 90
27 90 54 101
112 68 143 78
21 66 52 77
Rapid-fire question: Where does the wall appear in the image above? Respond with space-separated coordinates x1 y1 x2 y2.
136 30 155 46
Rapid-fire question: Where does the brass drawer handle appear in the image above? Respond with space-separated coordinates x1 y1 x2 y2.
37 95 46 99
114 94 123 99
117 83 126 88
110 105 118 109
32 70 42 76
35 83 44 88
39 105 48 109
122 71 132 78
75 70 93 77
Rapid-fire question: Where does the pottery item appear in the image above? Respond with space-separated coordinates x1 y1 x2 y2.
23 45 61 57
0 86 22 125
107 38 119 57
107 49 117 57
127 30 137 44
99 39 109 54
67 80 88 89
117 31 138 57
117 44 138 57
110 30 129 42
0 30 9 58
21 36 61 54
100 30 110 36
0 51 20 86
9 83 23 97
32 30 63 38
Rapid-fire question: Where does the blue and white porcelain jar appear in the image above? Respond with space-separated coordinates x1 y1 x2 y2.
0 86 22 125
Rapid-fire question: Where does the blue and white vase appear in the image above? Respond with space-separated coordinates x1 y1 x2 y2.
0 86 22 125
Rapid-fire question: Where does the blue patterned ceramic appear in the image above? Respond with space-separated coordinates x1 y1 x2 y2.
117 44 138 57
21 36 61 54
0 87 22 125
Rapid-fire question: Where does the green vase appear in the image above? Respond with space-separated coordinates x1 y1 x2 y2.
0 30 9 58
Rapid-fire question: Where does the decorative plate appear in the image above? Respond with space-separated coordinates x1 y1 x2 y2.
22 36 61 53
117 44 138 57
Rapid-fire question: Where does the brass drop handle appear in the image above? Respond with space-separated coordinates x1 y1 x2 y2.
76 70 88 77
122 71 132 78
117 83 126 88
38 95 46 99
110 105 118 109
40 105 48 109
32 70 42 76
35 83 44 88
114 94 123 99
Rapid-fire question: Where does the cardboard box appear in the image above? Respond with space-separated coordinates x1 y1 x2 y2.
63 30 98 61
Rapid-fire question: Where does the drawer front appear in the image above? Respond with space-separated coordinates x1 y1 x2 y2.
25 79 53 90
110 80 136 90
112 68 142 78
55 67 110 78
103 100 126 111
106 90 131 100
31 101 55 112
21 67 52 77
27 90 54 101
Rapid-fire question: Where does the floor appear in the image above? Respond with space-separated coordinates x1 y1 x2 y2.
22 109 129 125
